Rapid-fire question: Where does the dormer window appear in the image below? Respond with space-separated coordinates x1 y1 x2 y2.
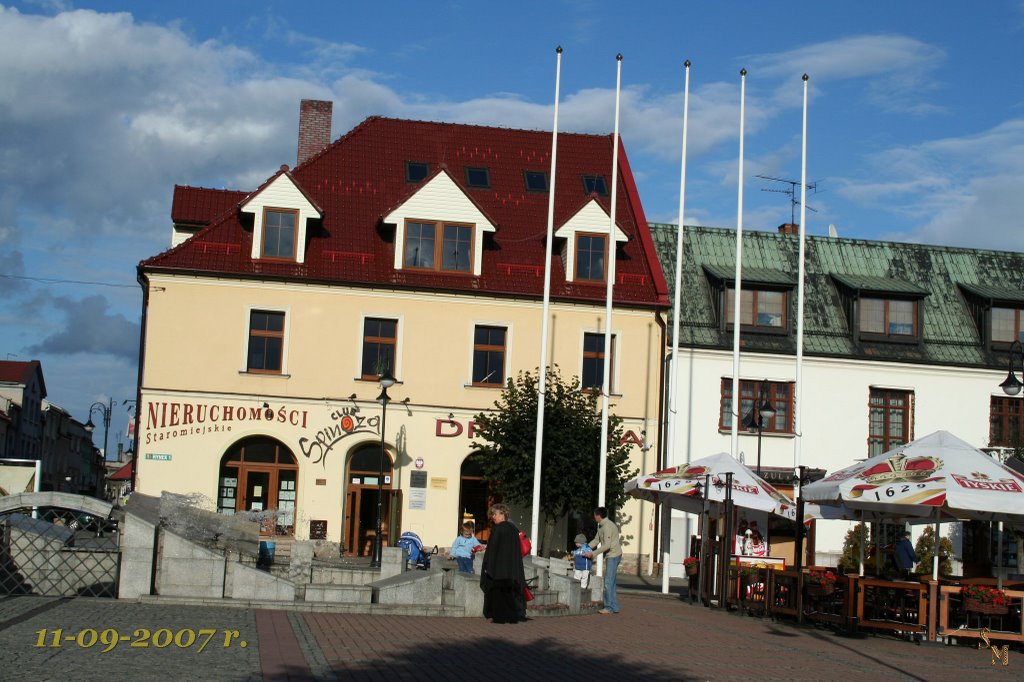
405 162 429 183
242 169 320 264
524 171 548 192
576 233 606 282
582 175 608 196
385 170 497 277
404 220 473 273
992 306 1023 345
261 209 298 260
465 167 491 188
704 265 795 333
832 274 927 344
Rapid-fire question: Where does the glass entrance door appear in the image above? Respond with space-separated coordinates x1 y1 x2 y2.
241 470 271 512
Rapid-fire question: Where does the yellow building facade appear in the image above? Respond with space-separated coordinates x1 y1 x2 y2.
136 104 668 569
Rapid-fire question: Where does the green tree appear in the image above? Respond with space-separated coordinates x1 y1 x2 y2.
913 525 954 576
470 366 637 555
839 524 868 572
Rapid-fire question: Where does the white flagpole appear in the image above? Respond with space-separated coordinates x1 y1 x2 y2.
530 46 562 554
597 53 623 578
663 59 691 595
730 69 747 458
795 73 808 476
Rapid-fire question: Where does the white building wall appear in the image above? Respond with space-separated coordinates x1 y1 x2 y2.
665 346 1002 563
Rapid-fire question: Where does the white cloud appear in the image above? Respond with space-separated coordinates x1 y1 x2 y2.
751 34 945 114
839 120 1024 249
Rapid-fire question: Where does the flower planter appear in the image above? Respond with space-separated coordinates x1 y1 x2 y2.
964 597 1009 615
806 582 835 597
685 563 699 577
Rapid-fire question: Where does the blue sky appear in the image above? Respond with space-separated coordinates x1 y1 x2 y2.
1 1 1022 454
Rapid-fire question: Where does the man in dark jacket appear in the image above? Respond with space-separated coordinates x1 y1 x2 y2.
894 531 919 579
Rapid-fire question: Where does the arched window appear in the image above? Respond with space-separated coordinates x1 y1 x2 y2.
217 436 298 534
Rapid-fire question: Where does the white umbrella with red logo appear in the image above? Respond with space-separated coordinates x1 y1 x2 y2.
625 451 800 520
801 430 1024 580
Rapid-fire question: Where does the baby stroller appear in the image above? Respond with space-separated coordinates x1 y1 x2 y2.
396 531 437 570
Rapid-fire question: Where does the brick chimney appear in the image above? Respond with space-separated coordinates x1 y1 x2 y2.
777 223 799 235
297 99 333 166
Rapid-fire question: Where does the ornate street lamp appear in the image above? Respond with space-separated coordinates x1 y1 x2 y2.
84 398 113 462
999 340 1023 396
742 380 776 476
369 369 397 569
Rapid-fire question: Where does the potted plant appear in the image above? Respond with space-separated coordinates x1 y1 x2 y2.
961 585 1010 615
806 570 838 597
683 556 700 576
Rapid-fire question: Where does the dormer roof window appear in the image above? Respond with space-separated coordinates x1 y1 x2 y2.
703 265 795 333
832 274 928 344
384 169 497 276
958 282 1024 349
241 167 321 264
554 198 628 284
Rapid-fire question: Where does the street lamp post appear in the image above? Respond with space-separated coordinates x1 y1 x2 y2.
999 340 1024 396
369 369 397 569
743 380 776 476
85 398 113 462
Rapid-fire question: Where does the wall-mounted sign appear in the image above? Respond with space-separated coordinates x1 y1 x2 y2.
145 453 172 461
430 477 447 490
309 520 328 539
414 457 424 469
410 471 428 489
409 489 427 510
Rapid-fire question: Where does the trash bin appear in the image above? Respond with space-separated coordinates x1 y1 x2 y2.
258 540 276 568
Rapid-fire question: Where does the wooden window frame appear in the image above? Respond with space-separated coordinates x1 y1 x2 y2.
989 396 1024 448
718 379 794 433
990 306 1024 348
581 175 608 196
725 287 789 333
471 325 507 387
575 232 607 283
361 317 398 380
403 219 475 274
246 310 285 374
867 388 914 456
260 208 299 260
858 297 920 342
582 333 615 393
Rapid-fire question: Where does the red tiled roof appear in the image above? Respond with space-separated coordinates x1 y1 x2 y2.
146 117 669 307
172 185 248 226
0 360 45 396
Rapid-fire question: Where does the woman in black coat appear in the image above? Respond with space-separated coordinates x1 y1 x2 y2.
480 503 526 623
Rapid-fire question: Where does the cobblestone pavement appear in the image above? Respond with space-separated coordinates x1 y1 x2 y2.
1 592 1019 681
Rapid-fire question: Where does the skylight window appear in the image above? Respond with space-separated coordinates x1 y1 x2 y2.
582 175 608 196
524 171 548 192
405 162 429 183
465 167 491 188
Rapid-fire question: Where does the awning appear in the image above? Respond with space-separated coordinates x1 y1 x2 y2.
108 461 133 481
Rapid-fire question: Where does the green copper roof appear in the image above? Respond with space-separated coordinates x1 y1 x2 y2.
649 223 1024 368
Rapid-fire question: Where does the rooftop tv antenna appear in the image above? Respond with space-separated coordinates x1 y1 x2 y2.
756 175 819 225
